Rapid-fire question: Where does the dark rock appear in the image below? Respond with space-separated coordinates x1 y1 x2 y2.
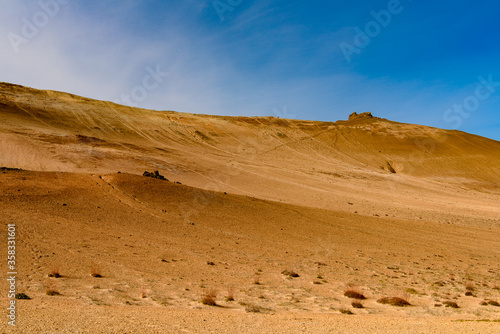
143 170 168 181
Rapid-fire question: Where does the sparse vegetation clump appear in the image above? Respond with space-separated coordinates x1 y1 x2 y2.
46 288 60 296
281 270 299 278
45 279 60 296
201 295 216 306
314 262 327 266
15 293 31 300
48 266 62 278
91 265 102 278
377 297 410 307
141 287 148 299
344 286 366 300
240 301 273 313
443 301 459 308
245 304 262 313
405 288 419 295
226 288 235 302
352 301 364 308
339 308 354 314
201 289 217 306
46 290 60 296
244 304 272 313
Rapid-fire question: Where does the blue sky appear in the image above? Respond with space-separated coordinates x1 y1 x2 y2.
1 0 499 140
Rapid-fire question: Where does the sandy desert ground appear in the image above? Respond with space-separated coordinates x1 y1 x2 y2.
1 82 500 333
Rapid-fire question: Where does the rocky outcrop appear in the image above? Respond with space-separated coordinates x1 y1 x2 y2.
348 112 374 121
143 170 168 181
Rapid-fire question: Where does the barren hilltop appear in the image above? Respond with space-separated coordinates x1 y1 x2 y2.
1 82 499 333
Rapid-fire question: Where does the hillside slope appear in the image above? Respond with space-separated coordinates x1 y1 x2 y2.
1 82 499 225
1 169 499 333
1 82 499 180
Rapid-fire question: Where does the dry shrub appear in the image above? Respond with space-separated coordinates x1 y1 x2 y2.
141 286 148 299
465 281 475 292
226 288 235 302
405 288 418 295
46 289 60 296
351 301 364 308
91 265 102 278
201 295 216 306
201 289 217 306
344 286 366 300
290 293 300 303
45 280 60 296
339 308 353 314
253 276 261 285
443 301 459 308
245 304 272 313
281 270 299 278
48 265 62 278
15 293 31 300
377 297 411 307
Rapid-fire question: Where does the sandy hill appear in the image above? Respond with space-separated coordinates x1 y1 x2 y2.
1 82 500 333
1 82 499 223
1 82 500 181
